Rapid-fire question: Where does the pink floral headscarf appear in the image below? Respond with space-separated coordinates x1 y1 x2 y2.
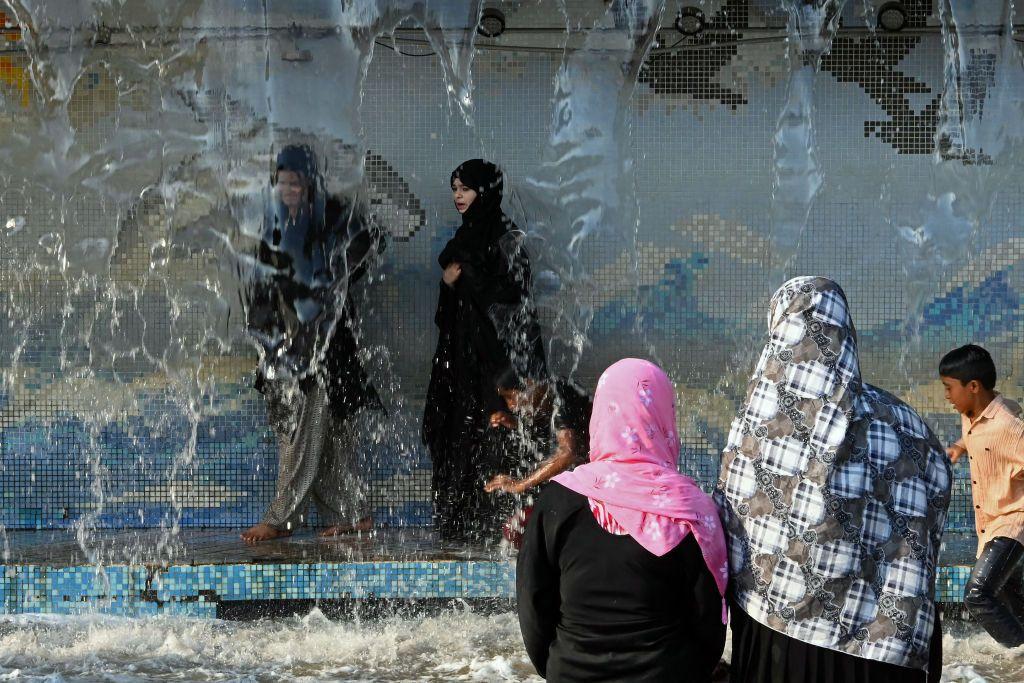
553 358 729 621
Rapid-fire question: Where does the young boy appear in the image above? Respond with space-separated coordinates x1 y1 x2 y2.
940 343 1024 647
483 370 593 495
481 370 593 547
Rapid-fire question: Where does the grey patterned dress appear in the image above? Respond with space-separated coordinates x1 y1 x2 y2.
715 276 952 670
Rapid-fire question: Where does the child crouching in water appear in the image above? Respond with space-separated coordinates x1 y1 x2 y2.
940 343 1024 647
482 369 593 546
484 368 593 495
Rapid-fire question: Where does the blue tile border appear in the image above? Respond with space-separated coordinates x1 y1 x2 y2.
0 561 517 616
0 559 971 617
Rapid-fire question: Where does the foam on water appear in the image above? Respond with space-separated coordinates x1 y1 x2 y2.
0 609 542 682
939 626 1024 683
2 610 1024 682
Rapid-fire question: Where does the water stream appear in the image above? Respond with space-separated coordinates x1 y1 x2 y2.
1 0 1024 680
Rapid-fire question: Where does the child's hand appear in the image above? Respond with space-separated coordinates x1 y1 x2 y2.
489 411 517 430
442 262 462 287
946 444 967 463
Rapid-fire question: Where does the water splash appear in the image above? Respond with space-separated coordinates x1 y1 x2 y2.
768 0 845 285
404 1 484 130
0 611 1021 680
897 0 1024 376
519 0 665 377
3 0 91 183
0 0 507 564
0 609 543 681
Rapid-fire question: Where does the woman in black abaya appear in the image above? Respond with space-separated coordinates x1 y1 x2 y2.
422 159 546 542
242 144 384 543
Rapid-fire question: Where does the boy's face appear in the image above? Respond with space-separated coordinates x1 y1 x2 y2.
941 375 981 415
498 387 524 414
498 381 541 415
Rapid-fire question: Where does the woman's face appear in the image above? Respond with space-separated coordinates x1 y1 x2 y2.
277 170 306 211
451 178 478 215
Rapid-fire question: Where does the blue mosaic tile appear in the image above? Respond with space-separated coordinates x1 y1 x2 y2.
0 560 504 614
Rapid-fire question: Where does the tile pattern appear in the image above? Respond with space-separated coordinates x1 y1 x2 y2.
0 7 1020 583
0 560 515 617
0 528 973 615
1 561 972 616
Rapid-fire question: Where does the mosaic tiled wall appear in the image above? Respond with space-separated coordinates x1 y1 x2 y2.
0 2 1021 537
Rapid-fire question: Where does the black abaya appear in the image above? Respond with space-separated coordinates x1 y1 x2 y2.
728 604 943 683
423 160 546 541
248 145 383 422
517 483 726 682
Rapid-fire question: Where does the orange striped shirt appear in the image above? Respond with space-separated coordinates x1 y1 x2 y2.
956 394 1024 556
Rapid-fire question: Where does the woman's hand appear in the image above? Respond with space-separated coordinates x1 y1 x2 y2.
442 262 462 287
489 410 518 430
484 474 524 494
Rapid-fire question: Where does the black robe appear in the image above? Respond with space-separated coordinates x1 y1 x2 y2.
517 483 726 682
248 194 383 422
728 605 943 683
423 160 546 541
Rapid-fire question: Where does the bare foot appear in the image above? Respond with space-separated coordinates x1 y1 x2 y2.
319 517 373 537
240 523 292 544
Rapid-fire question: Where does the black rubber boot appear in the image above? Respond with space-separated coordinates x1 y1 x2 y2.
964 536 1024 648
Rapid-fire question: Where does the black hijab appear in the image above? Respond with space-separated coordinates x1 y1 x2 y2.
439 159 510 267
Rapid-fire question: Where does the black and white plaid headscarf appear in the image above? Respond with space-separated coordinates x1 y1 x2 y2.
715 276 952 670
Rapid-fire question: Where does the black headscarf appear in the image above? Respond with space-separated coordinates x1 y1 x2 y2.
439 159 510 267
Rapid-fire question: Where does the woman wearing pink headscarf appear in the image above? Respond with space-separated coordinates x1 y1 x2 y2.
516 359 729 682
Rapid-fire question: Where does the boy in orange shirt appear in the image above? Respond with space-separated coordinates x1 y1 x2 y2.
940 344 1024 647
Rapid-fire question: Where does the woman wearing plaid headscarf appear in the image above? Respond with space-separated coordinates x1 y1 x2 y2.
715 277 951 682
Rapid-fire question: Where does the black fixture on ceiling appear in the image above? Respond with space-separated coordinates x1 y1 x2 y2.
674 6 705 37
477 8 506 38
878 1 909 32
